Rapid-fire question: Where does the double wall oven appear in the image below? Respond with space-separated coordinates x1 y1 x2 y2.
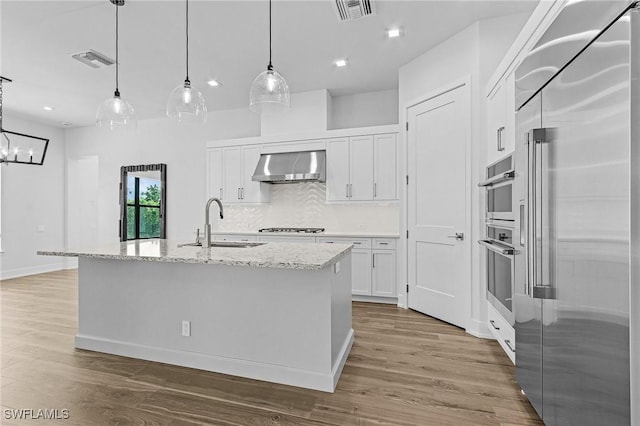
478 155 518 324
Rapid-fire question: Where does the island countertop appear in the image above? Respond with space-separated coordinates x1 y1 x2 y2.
38 239 352 270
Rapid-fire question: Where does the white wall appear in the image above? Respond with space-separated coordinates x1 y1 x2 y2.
330 89 399 130
0 114 66 279
397 13 531 334
64 108 261 249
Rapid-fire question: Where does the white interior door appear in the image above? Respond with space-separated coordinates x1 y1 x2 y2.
407 83 469 329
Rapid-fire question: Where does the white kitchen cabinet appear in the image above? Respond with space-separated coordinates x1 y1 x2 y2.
486 74 515 165
213 234 258 242
351 249 373 296
326 138 350 201
240 146 266 203
372 249 396 297
216 146 269 204
487 301 516 364
349 136 374 201
207 148 224 200
326 134 397 202
222 147 243 202
317 237 396 299
373 134 397 200
258 235 316 243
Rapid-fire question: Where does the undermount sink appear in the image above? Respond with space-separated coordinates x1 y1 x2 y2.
177 241 265 248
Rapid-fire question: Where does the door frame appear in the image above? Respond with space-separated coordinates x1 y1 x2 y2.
399 76 473 331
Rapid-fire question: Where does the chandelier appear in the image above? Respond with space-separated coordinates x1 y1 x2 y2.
0 76 50 165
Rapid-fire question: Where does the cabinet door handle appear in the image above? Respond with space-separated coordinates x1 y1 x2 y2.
241 187 244 200
489 320 500 330
219 188 223 199
497 126 505 152
379 242 389 246
352 241 361 245
374 182 377 198
504 339 516 353
350 183 353 198
372 253 375 268
346 184 349 198
237 188 241 200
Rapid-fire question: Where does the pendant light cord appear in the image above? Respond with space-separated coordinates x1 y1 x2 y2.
268 0 273 70
185 0 190 83
115 3 120 97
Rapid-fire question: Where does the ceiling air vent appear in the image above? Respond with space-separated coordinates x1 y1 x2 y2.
334 0 375 22
71 49 115 69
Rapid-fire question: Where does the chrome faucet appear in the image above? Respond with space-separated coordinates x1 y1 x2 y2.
204 197 224 248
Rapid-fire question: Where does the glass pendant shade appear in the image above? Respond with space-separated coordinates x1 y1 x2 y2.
167 80 207 124
249 68 290 114
96 92 136 130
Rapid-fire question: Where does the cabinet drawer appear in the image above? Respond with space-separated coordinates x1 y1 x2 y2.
487 302 515 363
258 235 316 243
372 238 397 250
214 234 258 242
317 237 371 249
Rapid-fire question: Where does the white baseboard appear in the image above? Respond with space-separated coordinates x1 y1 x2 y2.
76 329 355 393
466 318 493 339
1 262 66 280
352 295 398 304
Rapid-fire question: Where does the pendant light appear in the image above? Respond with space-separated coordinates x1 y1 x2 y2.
249 0 290 115
166 0 207 124
96 0 136 130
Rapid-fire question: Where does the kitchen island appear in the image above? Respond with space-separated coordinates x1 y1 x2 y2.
38 239 353 392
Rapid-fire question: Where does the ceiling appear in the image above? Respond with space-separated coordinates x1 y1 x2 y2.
1 0 538 128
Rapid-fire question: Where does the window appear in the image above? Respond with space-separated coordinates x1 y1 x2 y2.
126 175 161 240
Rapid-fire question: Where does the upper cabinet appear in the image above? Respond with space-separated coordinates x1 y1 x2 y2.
326 133 398 202
373 134 397 200
207 125 399 205
207 146 270 204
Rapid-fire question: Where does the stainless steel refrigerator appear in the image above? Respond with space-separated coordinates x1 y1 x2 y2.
514 1 639 425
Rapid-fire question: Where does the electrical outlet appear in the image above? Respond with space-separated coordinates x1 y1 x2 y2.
181 320 191 337
36 224 46 233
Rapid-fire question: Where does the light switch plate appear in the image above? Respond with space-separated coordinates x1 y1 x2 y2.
334 261 341 274
36 225 46 233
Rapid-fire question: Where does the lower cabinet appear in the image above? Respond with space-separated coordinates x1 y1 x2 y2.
318 237 397 299
372 250 396 297
351 249 373 296
487 302 516 364
213 234 258 242
257 235 316 243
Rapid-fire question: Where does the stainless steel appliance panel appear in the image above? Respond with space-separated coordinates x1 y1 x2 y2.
538 12 631 425
515 93 543 419
515 0 634 109
482 221 516 324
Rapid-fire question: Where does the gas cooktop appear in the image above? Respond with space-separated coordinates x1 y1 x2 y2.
258 227 325 234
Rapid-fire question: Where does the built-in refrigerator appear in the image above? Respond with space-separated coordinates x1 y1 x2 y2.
514 1 639 425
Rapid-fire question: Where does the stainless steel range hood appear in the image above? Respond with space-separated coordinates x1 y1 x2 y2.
252 150 326 183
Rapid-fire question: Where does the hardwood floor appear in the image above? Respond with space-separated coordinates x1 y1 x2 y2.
1 270 542 425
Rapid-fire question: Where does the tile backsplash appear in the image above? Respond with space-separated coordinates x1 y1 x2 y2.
214 182 399 234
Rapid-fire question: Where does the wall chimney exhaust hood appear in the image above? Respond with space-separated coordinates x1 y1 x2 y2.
252 150 326 183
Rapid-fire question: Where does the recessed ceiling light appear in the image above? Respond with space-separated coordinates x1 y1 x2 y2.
335 59 348 68
43 106 54 111
207 79 221 87
387 28 402 38
61 122 72 126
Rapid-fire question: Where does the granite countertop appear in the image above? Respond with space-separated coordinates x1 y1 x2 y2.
215 230 400 238
37 239 352 271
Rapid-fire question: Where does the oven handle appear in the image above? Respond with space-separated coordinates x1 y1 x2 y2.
478 239 518 256
477 170 515 187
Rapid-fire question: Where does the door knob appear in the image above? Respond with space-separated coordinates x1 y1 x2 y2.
447 232 464 241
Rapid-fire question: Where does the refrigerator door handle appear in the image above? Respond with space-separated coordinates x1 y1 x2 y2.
529 128 556 300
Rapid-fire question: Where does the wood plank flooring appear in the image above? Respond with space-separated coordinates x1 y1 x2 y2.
1 270 542 425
